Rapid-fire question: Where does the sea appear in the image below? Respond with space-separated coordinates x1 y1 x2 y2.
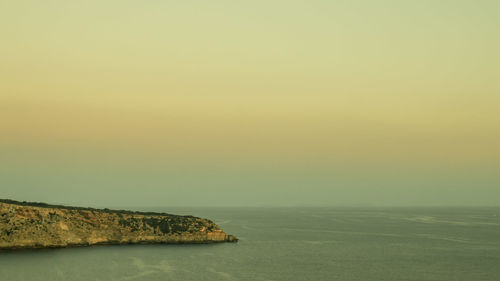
1 207 499 281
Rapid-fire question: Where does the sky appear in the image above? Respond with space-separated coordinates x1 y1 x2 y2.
1 0 499 207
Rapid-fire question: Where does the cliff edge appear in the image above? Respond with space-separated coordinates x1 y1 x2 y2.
0 199 238 250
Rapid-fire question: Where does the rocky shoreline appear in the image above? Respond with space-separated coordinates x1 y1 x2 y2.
0 199 237 250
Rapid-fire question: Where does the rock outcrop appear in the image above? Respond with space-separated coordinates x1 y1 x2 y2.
0 199 237 250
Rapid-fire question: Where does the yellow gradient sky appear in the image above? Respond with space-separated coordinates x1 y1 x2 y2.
1 1 499 206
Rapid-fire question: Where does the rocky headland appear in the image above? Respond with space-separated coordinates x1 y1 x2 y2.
0 199 237 250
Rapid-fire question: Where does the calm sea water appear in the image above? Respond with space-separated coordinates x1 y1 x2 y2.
1 207 499 281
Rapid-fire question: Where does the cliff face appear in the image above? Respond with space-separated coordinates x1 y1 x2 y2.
0 199 237 250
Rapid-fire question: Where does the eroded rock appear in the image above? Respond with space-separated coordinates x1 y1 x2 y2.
0 199 238 250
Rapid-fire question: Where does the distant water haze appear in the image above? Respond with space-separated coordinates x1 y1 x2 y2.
1 0 499 207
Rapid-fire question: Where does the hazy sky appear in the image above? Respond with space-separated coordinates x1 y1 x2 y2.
1 0 499 207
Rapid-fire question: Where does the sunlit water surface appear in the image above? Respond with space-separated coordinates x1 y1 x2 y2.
1 207 500 281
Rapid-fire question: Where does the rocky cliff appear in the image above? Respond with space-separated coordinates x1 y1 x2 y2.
0 199 237 250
